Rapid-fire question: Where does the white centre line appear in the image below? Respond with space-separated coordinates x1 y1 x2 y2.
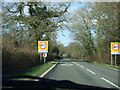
73 62 85 68
75 63 79 66
101 77 120 89
73 62 79 66
80 65 85 68
86 69 96 75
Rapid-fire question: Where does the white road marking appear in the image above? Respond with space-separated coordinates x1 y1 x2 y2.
109 67 119 71
97 75 100 77
80 65 85 68
61 64 73 66
73 62 85 68
86 69 96 75
73 62 77 64
40 62 58 77
101 77 120 89
76 63 79 66
73 62 80 66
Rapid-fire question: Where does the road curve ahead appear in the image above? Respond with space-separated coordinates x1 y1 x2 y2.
43 59 119 89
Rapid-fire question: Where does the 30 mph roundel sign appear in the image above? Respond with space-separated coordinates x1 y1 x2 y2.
112 43 119 51
40 42 46 49
38 41 48 53
111 42 120 54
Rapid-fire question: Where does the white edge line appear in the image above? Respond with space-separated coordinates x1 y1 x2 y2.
86 69 96 75
40 62 58 77
109 67 119 71
101 77 120 89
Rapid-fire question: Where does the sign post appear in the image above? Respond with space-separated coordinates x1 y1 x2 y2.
43 53 47 63
38 41 48 64
40 53 42 62
115 54 117 66
111 54 113 66
110 42 120 66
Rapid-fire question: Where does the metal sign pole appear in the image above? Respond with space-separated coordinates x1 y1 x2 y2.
40 53 42 63
111 54 113 66
43 53 47 64
115 54 117 66
39 54 41 61
44 57 46 64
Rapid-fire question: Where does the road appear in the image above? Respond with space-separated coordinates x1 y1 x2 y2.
43 59 119 89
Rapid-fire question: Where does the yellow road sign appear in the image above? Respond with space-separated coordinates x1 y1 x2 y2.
38 41 48 53
111 42 120 54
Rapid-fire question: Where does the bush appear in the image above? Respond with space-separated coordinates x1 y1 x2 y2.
2 40 40 74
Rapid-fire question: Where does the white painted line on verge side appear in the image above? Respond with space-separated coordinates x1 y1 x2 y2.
86 69 96 75
40 62 58 77
109 67 119 71
101 77 120 89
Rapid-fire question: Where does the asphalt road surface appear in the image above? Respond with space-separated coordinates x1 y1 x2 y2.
44 59 120 89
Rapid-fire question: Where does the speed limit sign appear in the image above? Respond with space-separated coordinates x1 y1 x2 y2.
40 42 47 49
38 41 48 53
112 43 119 51
111 42 120 54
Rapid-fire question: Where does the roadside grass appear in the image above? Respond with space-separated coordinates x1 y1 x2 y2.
93 62 120 70
82 60 120 70
10 61 55 80
68 58 120 70
24 61 55 76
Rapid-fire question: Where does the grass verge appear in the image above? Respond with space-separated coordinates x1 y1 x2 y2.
93 62 120 70
24 61 55 76
10 61 55 80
